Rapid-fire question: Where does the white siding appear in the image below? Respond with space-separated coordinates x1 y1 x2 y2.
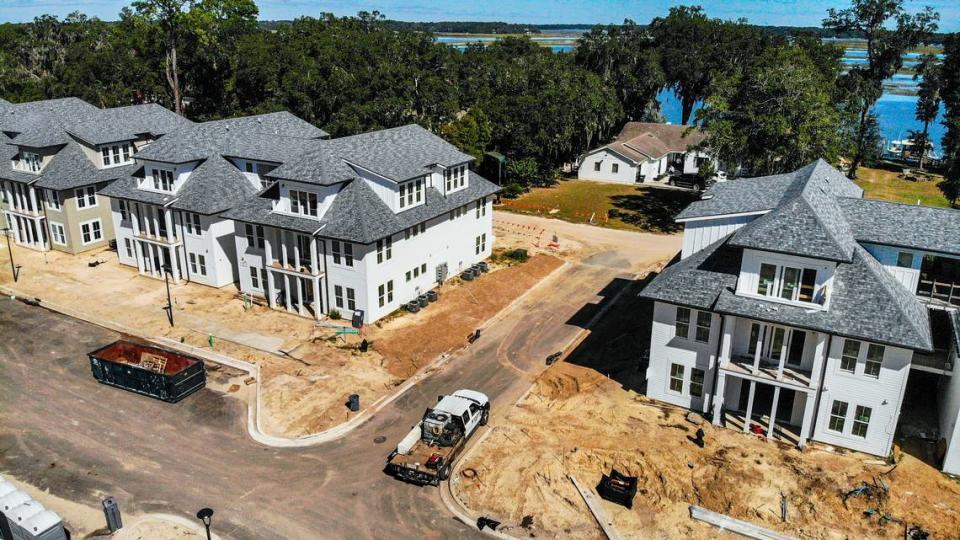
680 214 759 259
812 337 912 457
577 150 638 184
274 180 339 220
861 242 923 294
110 199 137 267
179 214 237 288
736 249 836 309
939 349 960 474
646 301 721 413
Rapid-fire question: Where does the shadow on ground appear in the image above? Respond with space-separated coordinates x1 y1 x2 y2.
607 187 698 233
564 272 661 394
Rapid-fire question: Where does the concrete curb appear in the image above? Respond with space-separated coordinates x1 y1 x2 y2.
0 259 572 448
439 269 641 537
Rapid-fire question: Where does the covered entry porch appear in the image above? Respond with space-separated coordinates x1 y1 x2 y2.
3 211 48 251
713 370 817 446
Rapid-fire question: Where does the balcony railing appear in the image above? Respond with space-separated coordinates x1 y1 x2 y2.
726 354 813 387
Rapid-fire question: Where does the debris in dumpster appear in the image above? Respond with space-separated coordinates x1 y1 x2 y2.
546 352 562 365
426 453 444 470
596 469 638 509
477 517 501 531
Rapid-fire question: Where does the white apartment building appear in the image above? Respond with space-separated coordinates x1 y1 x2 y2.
640 160 960 475
225 124 498 324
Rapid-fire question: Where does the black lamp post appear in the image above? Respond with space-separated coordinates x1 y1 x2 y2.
1 227 21 282
162 263 174 327
196 507 213 540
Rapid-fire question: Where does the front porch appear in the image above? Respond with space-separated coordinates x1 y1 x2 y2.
3 211 48 251
713 372 817 447
262 227 325 320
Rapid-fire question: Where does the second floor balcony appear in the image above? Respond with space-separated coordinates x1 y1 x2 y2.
719 316 822 389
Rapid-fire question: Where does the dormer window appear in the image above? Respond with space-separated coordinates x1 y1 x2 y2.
101 143 133 167
21 152 41 172
290 189 318 217
444 165 466 191
151 168 175 191
399 178 423 209
757 263 817 303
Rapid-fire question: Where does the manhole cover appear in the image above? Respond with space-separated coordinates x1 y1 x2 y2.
374 435 386 444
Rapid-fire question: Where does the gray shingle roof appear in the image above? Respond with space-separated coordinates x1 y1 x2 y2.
839 198 960 257
0 97 100 147
66 103 190 145
169 155 259 215
272 124 474 184
134 112 324 164
641 235 933 351
99 169 177 207
642 159 938 351
677 159 863 221
29 142 137 191
225 173 501 244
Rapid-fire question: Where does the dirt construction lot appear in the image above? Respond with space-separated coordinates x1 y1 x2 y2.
0 241 561 437
455 361 960 540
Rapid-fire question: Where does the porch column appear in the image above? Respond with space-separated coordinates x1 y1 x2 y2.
168 246 181 282
309 237 319 275
753 325 764 372
283 274 292 313
312 277 322 320
28 187 38 214
3 182 12 209
712 372 727 426
164 209 175 243
776 332 789 377
264 231 276 309
809 332 829 387
767 386 781 439
297 277 306 317
798 391 818 447
292 235 301 271
280 230 288 269
742 380 757 433
132 240 144 273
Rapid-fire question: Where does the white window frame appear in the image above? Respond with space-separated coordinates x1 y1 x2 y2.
21 151 41 173
75 186 97 209
756 262 818 304
668 363 685 394
475 233 486 255
289 189 318 217
675 307 691 339
150 168 175 192
378 280 394 308
690 367 705 397
694 311 712 343
45 189 61 211
828 400 847 433
331 240 354 267
839 339 860 373
124 238 134 258
189 253 207 276
399 178 423 209
377 236 392 263
244 223 264 249
864 344 884 378
118 200 130 222
79 218 103 245
101 143 133 168
185 212 202 236
49 221 66 245
249 266 262 290
852 405 872 438
335 285 345 308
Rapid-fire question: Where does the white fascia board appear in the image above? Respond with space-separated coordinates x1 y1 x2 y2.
675 210 770 223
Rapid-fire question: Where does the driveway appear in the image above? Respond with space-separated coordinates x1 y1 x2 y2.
0 254 642 539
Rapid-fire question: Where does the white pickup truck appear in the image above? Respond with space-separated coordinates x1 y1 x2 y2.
385 389 490 486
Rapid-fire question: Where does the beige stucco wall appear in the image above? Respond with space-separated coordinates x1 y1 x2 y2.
44 184 115 254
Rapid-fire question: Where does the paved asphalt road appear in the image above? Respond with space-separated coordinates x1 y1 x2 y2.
0 260 633 539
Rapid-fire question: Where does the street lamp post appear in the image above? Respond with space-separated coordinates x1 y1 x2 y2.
1 227 21 282
162 264 174 327
196 508 214 540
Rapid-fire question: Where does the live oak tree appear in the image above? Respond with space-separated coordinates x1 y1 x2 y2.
912 54 943 170
824 0 939 179
939 34 960 206
696 44 845 176
575 19 665 122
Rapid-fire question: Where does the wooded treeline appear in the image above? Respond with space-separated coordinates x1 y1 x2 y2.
1 1 959 199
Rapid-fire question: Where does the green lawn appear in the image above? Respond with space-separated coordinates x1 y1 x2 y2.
498 180 698 233
855 166 950 208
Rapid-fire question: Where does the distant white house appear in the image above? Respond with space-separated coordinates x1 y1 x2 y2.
578 123 716 185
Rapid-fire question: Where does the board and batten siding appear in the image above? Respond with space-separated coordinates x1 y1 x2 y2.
646 301 721 414
861 242 923 294
938 348 960 475
680 214 758 259
577 150 638 184
812 337 912 457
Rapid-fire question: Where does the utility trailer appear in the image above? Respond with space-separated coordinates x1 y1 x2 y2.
88 340 205 403
386 389 490 486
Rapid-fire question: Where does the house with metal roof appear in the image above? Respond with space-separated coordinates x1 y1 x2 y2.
577 122 716 185
640 159 960 474
0 97 188 254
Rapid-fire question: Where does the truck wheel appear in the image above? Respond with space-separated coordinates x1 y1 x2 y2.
479 408 490 426
439 464 452 481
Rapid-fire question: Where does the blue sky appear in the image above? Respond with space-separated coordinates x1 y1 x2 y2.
1 0 957 31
